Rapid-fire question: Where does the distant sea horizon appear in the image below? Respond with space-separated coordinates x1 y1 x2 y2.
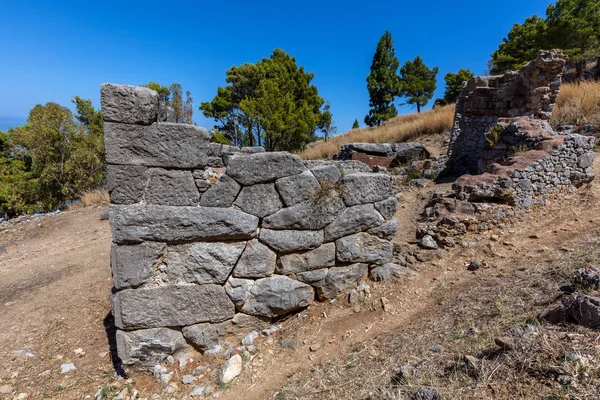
0 116 26 132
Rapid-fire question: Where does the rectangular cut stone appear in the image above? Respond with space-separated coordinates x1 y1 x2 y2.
107 165 149 205
277 243 336 274
145 168 199 206
104 122 211 168
110 205 259 244
225 152 306 185
341 173 392 206
101 83 159 125
112 284 235 329
111 242 166 289
336 232 393 265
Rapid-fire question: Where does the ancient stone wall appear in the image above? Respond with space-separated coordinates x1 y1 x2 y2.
101 84 399 373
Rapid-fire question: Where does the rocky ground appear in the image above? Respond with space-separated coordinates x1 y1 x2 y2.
0 146 599 399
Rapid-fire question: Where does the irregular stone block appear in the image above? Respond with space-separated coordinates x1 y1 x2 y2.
233 240 276 278
341 173 392 206
169 242 246 285
309 164 342 183
200 175 241 207
225 152 306 185
227 313 272 339
101 83 158 125
275 170 321 206
234 184 282 218
240 146 265 153
374 197 398 220
112 284 235 329
110 205 259 244
336 233 393 265
107 165 149 205
104 122 210 168
277 243 336 274
577 152 595 169
315 264 367 300
241 276 314 318
182 321 231 351
296 268 328 284
323 204 384 242
116 328 187 369
225 277 255 309
111 242 165 290
368 219 398 240
259 229 324 253
369 263 412 282
262 194 345 230
145 168 199 206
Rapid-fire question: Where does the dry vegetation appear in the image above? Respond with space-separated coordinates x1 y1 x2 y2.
551 81 600 127
74 188 110 209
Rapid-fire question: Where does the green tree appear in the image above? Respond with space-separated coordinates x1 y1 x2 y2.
352 119 360 129
434 68 474 106
184 90 194 124
365 31 402 127
317 102 336 141
141 82 171 104
400 56 439 113
170 83 183 123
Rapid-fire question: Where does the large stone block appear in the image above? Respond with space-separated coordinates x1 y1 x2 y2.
225 152 306 185
101 83 158 125
277 243 336 274
341 173 392 206
169 242 246 285
275 170 321 206
107 165 149 205
315 264 368 300
367 219 398 240
262 194 345 230
233 239 277 278
259 229 324 253
374 197 398 220
112 284 235 329
227 313 271 339
182 321 231 351
111 242 166 290
116 327 187 369
241 276 314 318
323 204 384 242
309 164 341 183
200 175 241 207
110 205 259 244
224 277 255 309
145 168 199 206
104 122 210 168
296 268 329 284
336 233 393 265
234 183 283 218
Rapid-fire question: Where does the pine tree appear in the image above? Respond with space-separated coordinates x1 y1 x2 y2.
399 56 438 113
352 119 360 129
365 31 401 127
434 69 474 106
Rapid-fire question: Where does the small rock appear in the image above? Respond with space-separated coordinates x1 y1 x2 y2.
182 374 195 385
348 289 359 305
160 371 173 387
74 348 85 357
420 235 438 250
164 382 179 393
556 374 573 385
467 261 483 271
220 354 243 384
309 343 322 352
190 386 205 397
242 331 259 346
431 344 442 353
0 385 14 395
392 365 415 384
565 352 581 362
490 234 499 242
206 344 222 356
100 208 110 220
464 327 481 336
494 336 515 350
412 386 439 400
166 355 175 365
463 355 480 377
153 364 167 380
60 363 76 374
280 338 298 350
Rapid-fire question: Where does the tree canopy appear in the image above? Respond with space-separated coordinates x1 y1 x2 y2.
399 56 438 113
352 119 360 130
434 68 474 106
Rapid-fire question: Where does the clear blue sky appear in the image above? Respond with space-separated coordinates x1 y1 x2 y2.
1 0 552 134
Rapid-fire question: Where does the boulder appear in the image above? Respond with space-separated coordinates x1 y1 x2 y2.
241 276 314 318
374 197 398 220
116 328 187 370
101 83 158 125
262 194 345 230
111 242 166 289
182 321 231 351
259 229 324 253
225 152 306 185
367 219 398 240
112 284 235 329
232 239 277 279
169 242 246 285
323 204 384 241
369 263 412 282
145 168 199 206
224 277 255 309
200 175 241 208
277 243 336 274
234 183 283 218
107 165 149 205
315 264 368 300
104 122 210 168
341 173 392 206
336 233 393 265
110 205 259 244
275 170 321 206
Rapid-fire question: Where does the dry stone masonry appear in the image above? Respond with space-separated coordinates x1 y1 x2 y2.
102 83 399 373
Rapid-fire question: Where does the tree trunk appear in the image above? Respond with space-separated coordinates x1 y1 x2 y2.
417 103 421 113
576 61 585 81
595 57 600 78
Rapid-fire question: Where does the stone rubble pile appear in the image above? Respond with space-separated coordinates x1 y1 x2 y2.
102 83 400 373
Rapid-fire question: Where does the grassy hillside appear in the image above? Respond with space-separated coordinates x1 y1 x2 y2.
551 81 600 127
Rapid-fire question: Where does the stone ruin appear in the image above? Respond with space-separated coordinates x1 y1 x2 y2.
101 84 400 373
334 142 430 168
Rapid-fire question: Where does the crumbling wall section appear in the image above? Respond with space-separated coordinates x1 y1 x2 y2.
102 84 399 373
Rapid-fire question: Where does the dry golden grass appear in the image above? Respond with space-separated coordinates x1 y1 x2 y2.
299 105 455 160
76 188 110 208
551 81 600 127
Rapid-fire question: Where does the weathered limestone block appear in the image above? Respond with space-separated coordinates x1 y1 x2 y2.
233 239 277 278
578 152 595 169
112 284 235 329
369 263 412 282
227 313 271 339
145 168 199 206
169 242 246 285
200 175 241 207
104 122 210 168
240 146 265 153
275 170 321 206
315 264 368 300
336 233 393 265
107 165 149 205
234 183 282 218
374 197 398 220
341 173 392 206
262 194 345 230
225 152 306 185
323 204 384 242
224 277 255 309
241 276 314 318
116 328 187 369
111 242 165 289
182 321 231 351
101 83 158 125
277 243 336 274
296 268 329 284
367 219 398 240
309 164 342 183
110 205 258 244
259 229 324 253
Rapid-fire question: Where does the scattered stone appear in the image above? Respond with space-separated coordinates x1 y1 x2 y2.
190 386 205 397
309 343 322 352
280 338 298 350
182 375 195 385
242 331 259 346
467 260 483 271
164 382 178 393
571 267 600 291
100 208 110 220
431 344 442 353
60 363 76 373
412 386 440 400
392 365 415 384
380 297 390 312
420 235 438 250
494 336 515 350
220 354 243 384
